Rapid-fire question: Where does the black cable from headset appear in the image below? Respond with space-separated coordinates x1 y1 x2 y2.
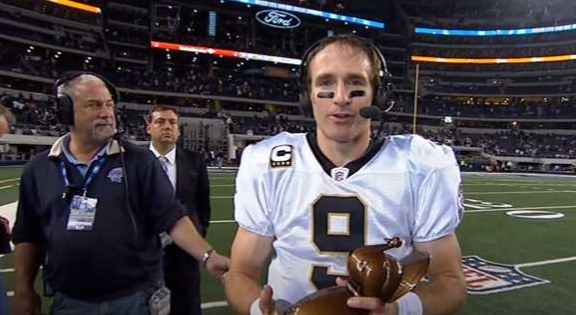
115 134 138 239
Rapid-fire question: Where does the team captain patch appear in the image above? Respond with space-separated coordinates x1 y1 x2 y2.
463 256 549 294
270 145 293 168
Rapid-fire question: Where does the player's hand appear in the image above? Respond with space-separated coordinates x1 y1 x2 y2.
258 285 278 315
205 251 230 281
12 288 41 315
336 277 397 315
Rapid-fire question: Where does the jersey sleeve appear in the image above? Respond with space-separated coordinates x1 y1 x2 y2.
234 144 274 237
411 139 463 242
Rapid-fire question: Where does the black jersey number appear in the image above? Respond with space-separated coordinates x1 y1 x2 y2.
311 195 366 290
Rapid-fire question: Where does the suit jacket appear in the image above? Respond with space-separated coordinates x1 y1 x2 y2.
176 148 211 237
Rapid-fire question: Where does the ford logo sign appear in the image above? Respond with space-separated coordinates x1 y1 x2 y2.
255 10 301 29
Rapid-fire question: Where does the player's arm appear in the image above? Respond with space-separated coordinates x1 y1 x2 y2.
407 142 466 315
224 144 276 314
224 228 274 314
412 233 466 315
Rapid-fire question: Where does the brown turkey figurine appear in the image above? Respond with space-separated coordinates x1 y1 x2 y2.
283 237 430 315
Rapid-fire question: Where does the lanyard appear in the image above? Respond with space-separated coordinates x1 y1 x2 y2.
59 156 106 196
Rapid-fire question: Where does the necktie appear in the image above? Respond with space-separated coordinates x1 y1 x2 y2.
159 156 169 173
158 155 174 247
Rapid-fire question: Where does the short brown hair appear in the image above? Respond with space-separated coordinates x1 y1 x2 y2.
301 34 383 91
0 104 16 125
146 105 179 123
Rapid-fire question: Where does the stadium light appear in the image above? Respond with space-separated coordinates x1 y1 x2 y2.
416 23 576 37
47 0 102 14
151 40 301 65
411 54 576 64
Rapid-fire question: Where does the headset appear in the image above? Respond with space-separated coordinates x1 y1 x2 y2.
52 71 122 127
298 34 395 117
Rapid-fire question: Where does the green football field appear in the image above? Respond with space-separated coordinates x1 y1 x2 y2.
0 166 575 314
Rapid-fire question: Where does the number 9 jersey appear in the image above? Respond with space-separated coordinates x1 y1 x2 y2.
233 132 463 306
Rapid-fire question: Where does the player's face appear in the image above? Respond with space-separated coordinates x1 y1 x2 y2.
309 43 373 144
147 109 180 146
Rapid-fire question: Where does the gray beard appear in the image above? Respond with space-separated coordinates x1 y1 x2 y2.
92 125 116 141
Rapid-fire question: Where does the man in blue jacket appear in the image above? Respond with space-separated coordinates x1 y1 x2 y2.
11 72 229 315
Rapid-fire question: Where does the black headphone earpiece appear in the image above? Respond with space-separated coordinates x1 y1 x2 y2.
52 71 121 126
298 34 394 117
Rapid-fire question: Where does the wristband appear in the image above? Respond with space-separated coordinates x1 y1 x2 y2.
250 298 263 315
395 292 423 315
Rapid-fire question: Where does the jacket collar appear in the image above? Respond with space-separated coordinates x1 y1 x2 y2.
48 134 124 159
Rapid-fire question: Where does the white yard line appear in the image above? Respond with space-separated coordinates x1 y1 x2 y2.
0 178 18 184
210 205 576 221
463 183 576 187
516 256 576 268
200 301 228 309
212 189 576 199
466 190 576 195
210 220 236 224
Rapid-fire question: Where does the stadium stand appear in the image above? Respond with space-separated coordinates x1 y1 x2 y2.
0 0 574 174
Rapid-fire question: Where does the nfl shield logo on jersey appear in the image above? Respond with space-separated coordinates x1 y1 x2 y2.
330 167 349 182
462 256 549 294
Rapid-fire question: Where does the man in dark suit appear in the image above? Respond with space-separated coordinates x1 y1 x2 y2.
146 105 211 315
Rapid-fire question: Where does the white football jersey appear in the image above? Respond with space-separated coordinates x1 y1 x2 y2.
234 132 462 307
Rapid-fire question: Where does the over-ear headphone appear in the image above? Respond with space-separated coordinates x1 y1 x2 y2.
52 71 121 126
298 34 394 117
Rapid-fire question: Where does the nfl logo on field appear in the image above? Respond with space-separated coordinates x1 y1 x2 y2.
462 256 549 294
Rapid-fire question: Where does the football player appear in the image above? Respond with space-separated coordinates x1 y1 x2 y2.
224 34 466 315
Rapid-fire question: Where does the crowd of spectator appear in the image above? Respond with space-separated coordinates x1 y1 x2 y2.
228 114 576 159
412 43 576 59
2 92 576 160
402 0 575 28
0 95 148 141
394 96 576 119
2 0 576 163
418 60 576 74
0 43 300 102
4 47 576 119
413 32 576 47
419 84 576 97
